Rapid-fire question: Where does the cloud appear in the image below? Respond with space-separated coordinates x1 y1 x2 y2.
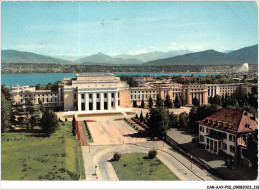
149 46 155 49
179 45 185 50
168 46 178 50
129 49 148 55
170 42 177 46
189 45 203 51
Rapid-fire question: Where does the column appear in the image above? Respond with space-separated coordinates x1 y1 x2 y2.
77 93 81 111
93 93 96 111
108 92 112 110
100 93 104 111
187 90 192 105
115 91 118 110
85 93 89 111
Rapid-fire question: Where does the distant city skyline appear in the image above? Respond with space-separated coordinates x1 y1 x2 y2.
2 1 258 57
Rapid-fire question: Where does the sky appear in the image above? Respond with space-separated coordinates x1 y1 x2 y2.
1 1 258 57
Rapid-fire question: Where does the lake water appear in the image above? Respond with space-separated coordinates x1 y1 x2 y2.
1 72 218 86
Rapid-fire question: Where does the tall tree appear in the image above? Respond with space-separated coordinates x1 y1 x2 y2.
246 132 258 168
180 94 185 106
212 95 222 106
164 94 173 108
1 85 13 102
174 95 182 108
72 115 76 136
156 94 163 107
140 111 144 123
147 107 171 138
148 97 153 108
140 99 145 108
192 97 200 107
1 93 11 132
179 112 189 130
40 110 59 135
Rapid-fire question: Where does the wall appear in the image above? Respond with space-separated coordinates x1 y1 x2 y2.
119 89 131 108
64 91 76 111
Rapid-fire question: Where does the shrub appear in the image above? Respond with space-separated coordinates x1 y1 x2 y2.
65 118 68 121
113 152 121 161
148 149 157 159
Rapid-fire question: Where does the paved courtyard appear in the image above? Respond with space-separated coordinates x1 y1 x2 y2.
87 119 147 145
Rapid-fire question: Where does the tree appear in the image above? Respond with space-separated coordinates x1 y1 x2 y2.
35 84 42 90
148 149 157 159
192 98 200 107
156 94 163 107
246 132 258 168
1 93 11 132
135 114 139 120
145 112 149 119
113 152 121 161
140 111 144 123
40 110 59 135
174 95 182 108
169 112 179 128
1 85 13 102
180 94 185 106
179 112 189 130
212 95 222 106
45 83 52 90
147 107 171 138
148 97 153 108
133 100 138 108
141 99 145 108
164 94 173 108
72 115 76 136
189 106 198 134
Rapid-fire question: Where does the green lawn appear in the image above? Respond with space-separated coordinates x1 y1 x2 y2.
112 153 179 181
1 122 85 180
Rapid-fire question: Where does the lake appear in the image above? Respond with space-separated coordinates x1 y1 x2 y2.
1 72 219 86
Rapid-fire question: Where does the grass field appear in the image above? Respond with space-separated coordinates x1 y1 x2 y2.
1 122 85 180
112 153 179 181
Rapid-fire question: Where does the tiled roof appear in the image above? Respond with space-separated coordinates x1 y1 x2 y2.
197 108 258 134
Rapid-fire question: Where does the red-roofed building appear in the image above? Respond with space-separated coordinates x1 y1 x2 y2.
197 108 257 166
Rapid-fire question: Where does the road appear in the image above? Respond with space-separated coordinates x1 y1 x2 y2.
82 141 220 181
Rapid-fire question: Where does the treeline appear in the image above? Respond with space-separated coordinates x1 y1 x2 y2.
171 74 239 84
119 76 139 87
209 86 258 115
2 63 205 74
35 81 60 91
1 85 59 135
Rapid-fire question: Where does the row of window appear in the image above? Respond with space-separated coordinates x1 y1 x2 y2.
20 94 57 104
77 92 118 100
200 126 235 142
80 100 119 111
199 136 236 153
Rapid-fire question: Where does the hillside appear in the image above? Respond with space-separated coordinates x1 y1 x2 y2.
143 45 258 66
76 52 142 65
1 50 71 64
114 50 193 62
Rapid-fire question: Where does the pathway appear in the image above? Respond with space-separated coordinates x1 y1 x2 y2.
77 121 89 146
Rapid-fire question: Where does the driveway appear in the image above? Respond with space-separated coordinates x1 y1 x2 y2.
81 141 219 181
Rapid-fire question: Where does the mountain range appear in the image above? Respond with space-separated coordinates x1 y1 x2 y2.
1 44 258 66
144 44 258 66
1 50 71 64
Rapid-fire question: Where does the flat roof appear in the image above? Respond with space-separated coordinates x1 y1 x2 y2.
76 73 113 77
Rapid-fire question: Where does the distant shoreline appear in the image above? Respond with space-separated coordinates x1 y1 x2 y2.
1 72 221 75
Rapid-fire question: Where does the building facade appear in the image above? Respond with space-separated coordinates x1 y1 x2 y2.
60 73 130 112
130 82 208 106
197 108 257 166
9 73 256 112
